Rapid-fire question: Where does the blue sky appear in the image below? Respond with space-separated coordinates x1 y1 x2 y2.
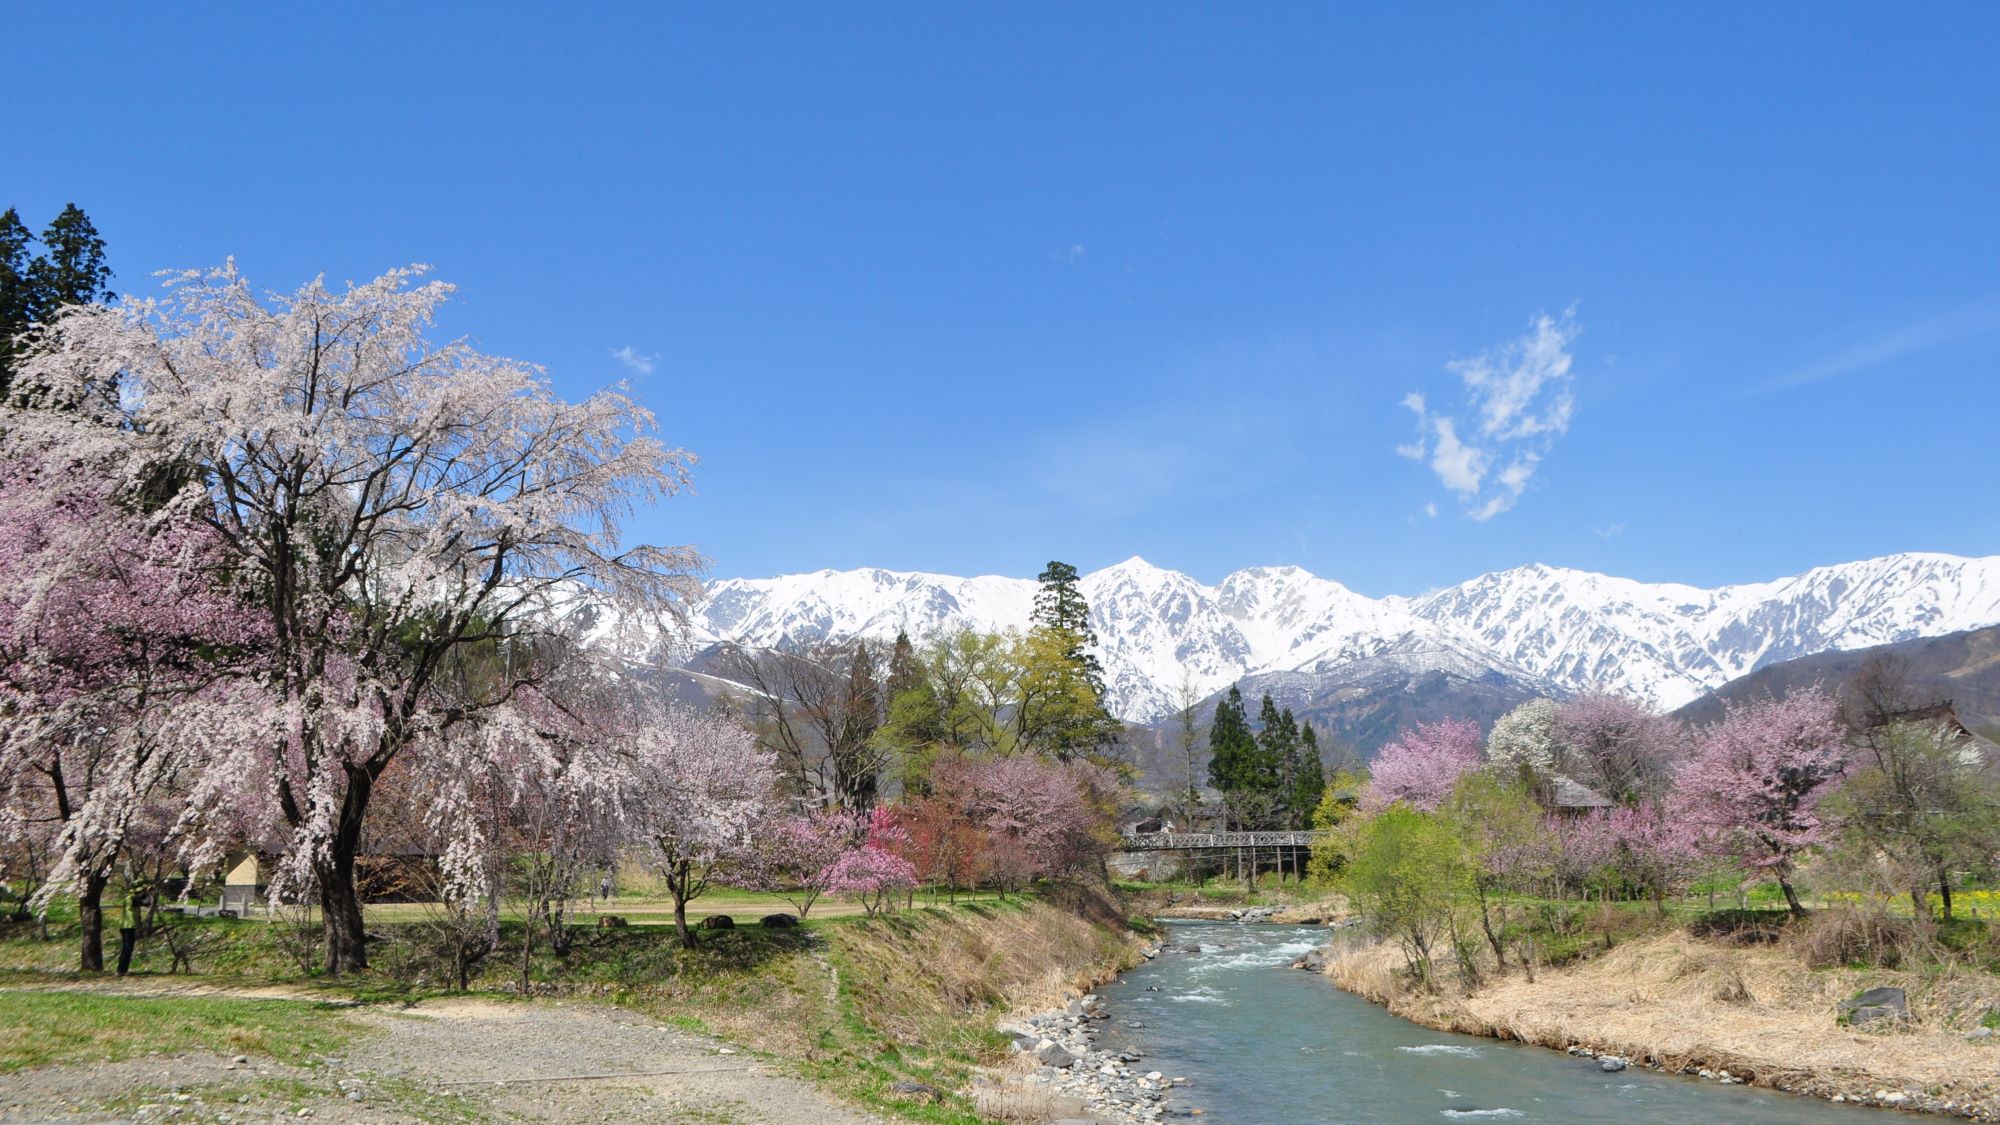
7 4 1999 594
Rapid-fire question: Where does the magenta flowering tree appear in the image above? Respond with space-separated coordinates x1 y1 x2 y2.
1676 690 1847 916
1367 719 1482 811
626 705 778 948
6 264 703 973
751 808 863 919
0 457 264 969
826 808 917 916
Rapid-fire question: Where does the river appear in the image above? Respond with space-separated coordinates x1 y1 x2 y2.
1090 921 1893 1123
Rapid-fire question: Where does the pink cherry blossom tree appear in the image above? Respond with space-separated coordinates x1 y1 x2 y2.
1367 719 1483 812
1676 689 1847 916
826 808 917 916
1553 694 1685 806
625 705 778 948
0 455 264 970
749 808 863 919
6 264 703 973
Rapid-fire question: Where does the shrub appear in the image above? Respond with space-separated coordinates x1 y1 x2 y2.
1789 906 1932 969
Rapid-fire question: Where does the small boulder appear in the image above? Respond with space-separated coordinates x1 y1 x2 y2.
889 1079 941 1102
1034 1041 1077 1069
1599 1057 1627 1072
1841 986 1910 1026
700 914 735 930
761 913 799 928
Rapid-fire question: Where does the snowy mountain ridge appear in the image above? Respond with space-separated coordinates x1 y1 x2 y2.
681 552 2000 722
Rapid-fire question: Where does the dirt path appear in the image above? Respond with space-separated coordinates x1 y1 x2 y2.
2 990 890 1124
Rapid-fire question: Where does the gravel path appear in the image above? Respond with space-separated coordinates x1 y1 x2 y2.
2 992 889 1124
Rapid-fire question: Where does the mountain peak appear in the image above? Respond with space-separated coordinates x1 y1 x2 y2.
684 554 2000 721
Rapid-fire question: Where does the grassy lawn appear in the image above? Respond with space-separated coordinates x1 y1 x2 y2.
0 991 355 1072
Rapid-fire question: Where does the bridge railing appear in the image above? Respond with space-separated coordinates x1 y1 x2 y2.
1115 830 1329 851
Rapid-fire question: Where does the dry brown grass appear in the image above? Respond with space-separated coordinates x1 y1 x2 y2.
831 900 1143 1052
1327 929 2000 1113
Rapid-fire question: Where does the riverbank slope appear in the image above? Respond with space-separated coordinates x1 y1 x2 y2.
1324 931 2000 1119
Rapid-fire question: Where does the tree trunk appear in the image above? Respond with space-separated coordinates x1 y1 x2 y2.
1777 876 1808 918
316 765 376 974
670 859 697 950
1937 867 1954 921
77 870 109 972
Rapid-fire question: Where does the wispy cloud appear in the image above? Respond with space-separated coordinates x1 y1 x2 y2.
1398 309 1579 520
1593 521 1627 539
1747 295 2000 396
611 345 658 376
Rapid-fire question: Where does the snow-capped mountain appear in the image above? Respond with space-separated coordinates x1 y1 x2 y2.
681 552 2000 722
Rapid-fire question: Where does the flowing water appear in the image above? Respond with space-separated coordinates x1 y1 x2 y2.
1092 921 1893 1124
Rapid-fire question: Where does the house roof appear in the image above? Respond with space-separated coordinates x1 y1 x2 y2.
1550 776 1616 810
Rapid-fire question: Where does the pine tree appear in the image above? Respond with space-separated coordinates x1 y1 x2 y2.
0 208 32 399
1029 560 1121 761
28 203 111 320
1206 685 1255 793
1290 722 1327 829
1253 695 1293 797
1032 560 1106 695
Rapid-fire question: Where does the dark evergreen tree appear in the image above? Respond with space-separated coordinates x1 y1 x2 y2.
1206 685 1256 793
28 203 112 321
0 208 32 399
1289 722 1327 829
1032 560 1106 695
1253 694 1294 798
885 629 923 701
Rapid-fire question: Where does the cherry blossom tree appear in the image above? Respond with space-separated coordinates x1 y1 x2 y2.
1367 719 1482 812
826 808 917 916
0 455 263 970
1677 690 1847 916
749 808 863 919
1553 694 1685 805
5 264 702 973
626 705 777 948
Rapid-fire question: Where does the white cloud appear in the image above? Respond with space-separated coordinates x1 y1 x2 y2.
611 346 657 376
1398 309 1580 520
1424 501 1438 518
1593 522 1627 539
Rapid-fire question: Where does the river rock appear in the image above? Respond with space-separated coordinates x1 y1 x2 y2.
1842 986 1910 1026
1035 1042 1077 1068
889 1079 942 1102
1599 1057 1626 1072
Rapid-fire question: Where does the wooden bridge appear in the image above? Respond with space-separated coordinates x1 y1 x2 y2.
1114 830 1328 852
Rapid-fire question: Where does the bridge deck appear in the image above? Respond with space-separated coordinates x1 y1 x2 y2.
1115 830 1327 851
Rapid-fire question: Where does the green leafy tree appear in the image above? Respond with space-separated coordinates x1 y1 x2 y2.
1027 560 1121 761
1341 805 1473 989
1439 771 1550 971
1306 768 1367 884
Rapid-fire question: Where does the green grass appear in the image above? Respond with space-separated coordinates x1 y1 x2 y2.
0 991 356 1072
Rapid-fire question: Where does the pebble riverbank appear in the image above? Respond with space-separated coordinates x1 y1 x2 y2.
997 939 1204 1123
